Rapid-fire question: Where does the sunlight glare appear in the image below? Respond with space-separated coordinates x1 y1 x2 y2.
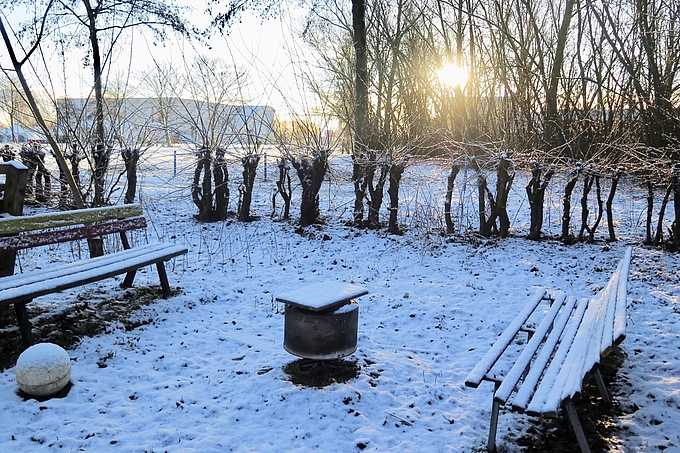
438 63 468 89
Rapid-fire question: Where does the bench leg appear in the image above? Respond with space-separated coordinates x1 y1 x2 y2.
593 368 611 404
487 384 501 452
122 270 137 288
156 261 171 298
564 400 591 453
14 301 34 347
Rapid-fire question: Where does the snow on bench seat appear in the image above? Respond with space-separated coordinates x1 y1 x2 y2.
0 242 188 306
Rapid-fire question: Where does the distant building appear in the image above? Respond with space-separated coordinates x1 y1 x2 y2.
0 124 45 143
54 97 276 147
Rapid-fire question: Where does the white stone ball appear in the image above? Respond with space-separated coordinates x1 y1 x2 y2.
15 343 71 397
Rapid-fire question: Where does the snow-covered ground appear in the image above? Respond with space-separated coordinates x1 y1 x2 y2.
0 148 678 452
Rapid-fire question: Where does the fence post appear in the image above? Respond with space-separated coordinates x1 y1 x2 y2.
0 161 28 276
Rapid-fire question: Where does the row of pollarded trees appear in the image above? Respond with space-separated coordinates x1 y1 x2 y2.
180 130 680 252
440 146 680 250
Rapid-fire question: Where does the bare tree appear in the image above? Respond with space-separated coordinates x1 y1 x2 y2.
137 61 182 146
41 0 194 206
272 114 335 227
171 56 243 221
526 161 554 240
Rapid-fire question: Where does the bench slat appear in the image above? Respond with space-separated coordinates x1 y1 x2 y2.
613 246 633 345
494 292 568 404
543 293 610 412
0 242 187 306
0 216 147 252
525 297 590 415
0 204 143 235
0 242 185 291
465 288 548 388
510 295 579 411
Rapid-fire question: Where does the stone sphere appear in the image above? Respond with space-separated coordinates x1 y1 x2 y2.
15 343 71 397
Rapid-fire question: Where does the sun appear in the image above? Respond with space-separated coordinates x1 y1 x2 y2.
437 63 468 89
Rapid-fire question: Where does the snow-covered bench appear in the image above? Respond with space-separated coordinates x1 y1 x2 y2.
0 204 188 346
465 246 633 453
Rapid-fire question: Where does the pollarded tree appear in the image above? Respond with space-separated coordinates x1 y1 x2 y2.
273 115 334 227
526 161 554 240
231 104 275 222
472 152 515 238
172 56 244 222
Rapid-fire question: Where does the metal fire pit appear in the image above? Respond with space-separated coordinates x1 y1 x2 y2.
284 302 359 360
276 282 369 360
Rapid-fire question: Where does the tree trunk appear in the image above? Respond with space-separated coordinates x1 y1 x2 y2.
192 147 213 221
545 0 576 151
292 149 328 227
653 182 672 247
352 0 369 226
674 167 680 250
122 148 139 204
238 155 260 222
588 176 603 243
367 155 389 229
472 158 493 237
491 156 514 238
388 159 405 235
578 173 603 243
274 158 292 220
526 164 554 240
578 174 594 242
84 0 109 208
477 174 491 237
645 178 654 245
605 171 622 242
213 148 229 221
444 164 461 234
352 153 368 225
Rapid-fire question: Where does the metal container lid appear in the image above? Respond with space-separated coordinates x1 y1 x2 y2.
276 281 368 312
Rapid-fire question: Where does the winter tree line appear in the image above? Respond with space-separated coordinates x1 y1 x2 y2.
0 0 678 250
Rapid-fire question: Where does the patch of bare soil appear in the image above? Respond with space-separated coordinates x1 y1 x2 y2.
283 358 360 388
0 286 180 372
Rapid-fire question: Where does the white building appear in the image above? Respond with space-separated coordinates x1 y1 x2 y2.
55 97 276 148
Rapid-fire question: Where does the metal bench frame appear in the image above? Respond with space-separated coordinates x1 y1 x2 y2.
465 247 633 453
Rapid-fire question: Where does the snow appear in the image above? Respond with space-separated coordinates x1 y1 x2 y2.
1 147 679 451
16 343 70 371
275 281 369 311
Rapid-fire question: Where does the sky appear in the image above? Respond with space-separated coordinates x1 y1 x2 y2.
1 1 313 118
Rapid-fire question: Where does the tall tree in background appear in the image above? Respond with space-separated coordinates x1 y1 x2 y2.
590 0 680 153
352 0 370 225
58 0 192 206
544 0 576 152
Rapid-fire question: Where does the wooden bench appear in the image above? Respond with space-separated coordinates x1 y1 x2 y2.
465 246 633 453
0 203 188 346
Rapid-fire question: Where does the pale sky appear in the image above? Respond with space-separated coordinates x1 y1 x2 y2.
2 2 315 119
